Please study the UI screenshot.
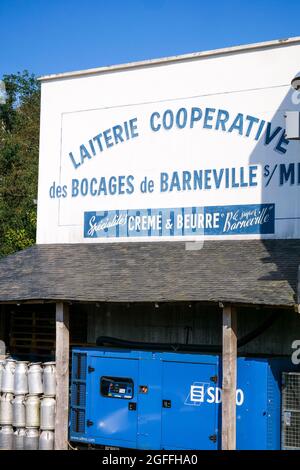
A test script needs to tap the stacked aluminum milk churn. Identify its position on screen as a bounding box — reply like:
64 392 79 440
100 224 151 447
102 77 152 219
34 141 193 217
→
0 358 56 450
0 358 16 450
39 362 56 450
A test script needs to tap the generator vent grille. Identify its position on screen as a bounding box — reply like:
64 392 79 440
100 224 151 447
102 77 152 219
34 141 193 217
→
282 372 300 450
71 408 86 434
70 351 87 437
71 382 86 408
73 352 87 380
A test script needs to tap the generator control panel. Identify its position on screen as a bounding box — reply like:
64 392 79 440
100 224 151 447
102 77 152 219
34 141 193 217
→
100 376 134 399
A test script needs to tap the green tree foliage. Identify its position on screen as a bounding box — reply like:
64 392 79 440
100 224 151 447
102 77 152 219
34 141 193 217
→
0 71 40 256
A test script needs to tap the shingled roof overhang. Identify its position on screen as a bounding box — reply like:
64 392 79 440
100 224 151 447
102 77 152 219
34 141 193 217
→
0 240 298 307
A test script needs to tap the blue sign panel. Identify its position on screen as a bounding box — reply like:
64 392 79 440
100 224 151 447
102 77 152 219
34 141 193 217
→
84 203 275 239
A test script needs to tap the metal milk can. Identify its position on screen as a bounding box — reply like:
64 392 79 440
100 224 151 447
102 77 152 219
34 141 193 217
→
1 359 16 393
13 427 26 450
25 395 40 428
12 394 26 427
39 430 54 450
40 396 56 430
0 425 14 450
43 362 56 396
24 428 39 450
0 392 13 425
28 362 43 395
14 361 29 395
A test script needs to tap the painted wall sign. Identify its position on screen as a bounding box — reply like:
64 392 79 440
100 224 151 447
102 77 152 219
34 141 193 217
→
37 40 300 243
83 204 275 239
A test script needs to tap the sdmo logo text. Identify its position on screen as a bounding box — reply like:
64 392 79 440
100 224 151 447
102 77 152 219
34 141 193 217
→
186 383 245 406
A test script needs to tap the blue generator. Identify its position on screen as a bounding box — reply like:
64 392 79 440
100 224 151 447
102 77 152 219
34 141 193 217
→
70 348 295 450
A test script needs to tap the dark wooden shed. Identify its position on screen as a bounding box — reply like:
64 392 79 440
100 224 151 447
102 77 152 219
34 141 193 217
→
0 239 299 449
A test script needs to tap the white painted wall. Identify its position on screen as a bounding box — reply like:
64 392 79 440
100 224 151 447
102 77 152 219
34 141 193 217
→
37 40 300 243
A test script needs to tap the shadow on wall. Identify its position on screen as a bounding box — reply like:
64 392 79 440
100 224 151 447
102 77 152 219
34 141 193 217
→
247 75 300 302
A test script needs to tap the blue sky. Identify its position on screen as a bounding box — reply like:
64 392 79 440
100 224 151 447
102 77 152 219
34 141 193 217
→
0 0 300 78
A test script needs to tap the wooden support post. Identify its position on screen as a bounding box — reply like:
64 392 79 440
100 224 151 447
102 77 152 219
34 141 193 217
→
55 302 69 450
222 304 237 450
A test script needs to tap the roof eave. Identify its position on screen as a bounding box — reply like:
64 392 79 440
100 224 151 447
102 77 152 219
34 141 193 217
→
37 36 300 82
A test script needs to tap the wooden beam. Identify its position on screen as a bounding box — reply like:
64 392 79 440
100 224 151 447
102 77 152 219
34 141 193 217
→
55 302 70 450
222 304 237 450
